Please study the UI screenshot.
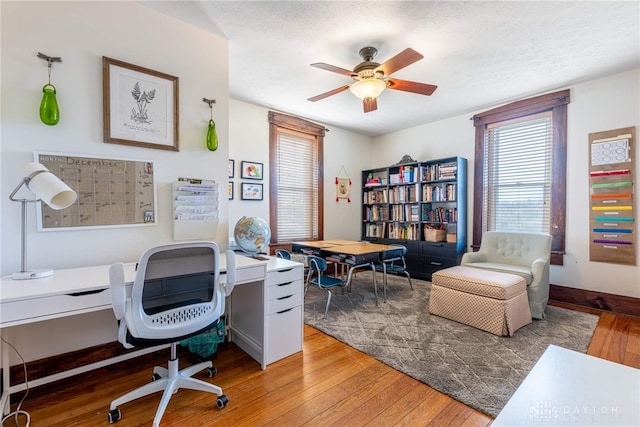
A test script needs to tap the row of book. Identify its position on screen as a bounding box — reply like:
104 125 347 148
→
363 188 388 204
421 162 458 181
390 204 420 222
422 206 458 223
364 223 386 238
363 205 389 221
389 165 418 184
422 183 457 202
389 184 419 203
388 223 420 240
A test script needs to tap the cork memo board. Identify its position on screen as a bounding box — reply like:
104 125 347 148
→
36 152 156 230
588 127 636 265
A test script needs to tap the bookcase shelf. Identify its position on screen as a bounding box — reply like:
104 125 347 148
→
362 157 467 280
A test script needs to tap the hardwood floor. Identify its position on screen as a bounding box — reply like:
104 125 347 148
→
3 306 639 427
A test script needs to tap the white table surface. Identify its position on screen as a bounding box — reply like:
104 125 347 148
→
493 344 640 426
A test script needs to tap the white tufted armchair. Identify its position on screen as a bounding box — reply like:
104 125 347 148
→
461 231 552 319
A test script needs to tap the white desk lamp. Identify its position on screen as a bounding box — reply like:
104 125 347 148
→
9 162 77 280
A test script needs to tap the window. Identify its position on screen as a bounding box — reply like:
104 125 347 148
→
472 90 569 265
268 111 325 243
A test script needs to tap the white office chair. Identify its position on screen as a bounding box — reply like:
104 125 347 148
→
107 242 237 427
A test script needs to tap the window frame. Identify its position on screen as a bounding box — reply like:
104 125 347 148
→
472 89 570 265
268 111 325 244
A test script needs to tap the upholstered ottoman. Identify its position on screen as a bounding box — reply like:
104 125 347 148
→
429 266 532 336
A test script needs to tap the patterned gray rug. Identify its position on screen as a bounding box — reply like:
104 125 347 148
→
303 271 599 417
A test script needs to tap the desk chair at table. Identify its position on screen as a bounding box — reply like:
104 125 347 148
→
375 245 412 301
306 256 347 318
107 242 237 427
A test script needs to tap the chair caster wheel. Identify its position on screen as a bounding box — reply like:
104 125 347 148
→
216 394 228 408
108 408 121 423
152 372 162 381
206 367 217 377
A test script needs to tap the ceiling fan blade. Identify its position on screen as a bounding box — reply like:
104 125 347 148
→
375 48 423 76
310 62 355 77
386 78 438 96
307 85 350 102
363 97 377 113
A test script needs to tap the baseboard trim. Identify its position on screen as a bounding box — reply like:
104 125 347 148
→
4 341 171 400
549 284 640 318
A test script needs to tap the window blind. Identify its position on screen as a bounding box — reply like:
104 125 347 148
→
275 128 318 241
483 112 552 233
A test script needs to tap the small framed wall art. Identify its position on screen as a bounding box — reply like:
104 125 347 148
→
103 57 179 151
241 183 263 200
241 161 263 180
228 159 235 178
228 182 234 200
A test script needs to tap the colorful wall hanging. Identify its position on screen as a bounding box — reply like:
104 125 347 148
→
336 165 352 202
588 126 636 265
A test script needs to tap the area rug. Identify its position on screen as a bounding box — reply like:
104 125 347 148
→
303 272 600 417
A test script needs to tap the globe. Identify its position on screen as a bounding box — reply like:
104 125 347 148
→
233 216 271 255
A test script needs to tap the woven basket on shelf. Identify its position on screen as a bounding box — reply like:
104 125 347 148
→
424 228 446 242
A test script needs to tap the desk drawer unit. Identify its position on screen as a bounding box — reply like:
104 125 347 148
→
1 288 111 327
265 266 303 365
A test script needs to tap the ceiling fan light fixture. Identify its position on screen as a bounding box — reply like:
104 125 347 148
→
349 78 386 100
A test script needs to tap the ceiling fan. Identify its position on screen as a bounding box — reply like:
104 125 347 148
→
307 46 437 113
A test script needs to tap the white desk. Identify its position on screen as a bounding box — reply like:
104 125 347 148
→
0 254 303 414
493 344 640 426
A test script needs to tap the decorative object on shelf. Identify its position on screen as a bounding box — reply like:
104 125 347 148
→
335 165 352 202
241 182 263 200
395 154 416 165
103 57 179 151
202 97 218 151
233 216 271 255
228 159 234 178
9 162 77 280
37 52 62 126
241 161 263 180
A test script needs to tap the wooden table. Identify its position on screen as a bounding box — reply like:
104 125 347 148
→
319 242 401 304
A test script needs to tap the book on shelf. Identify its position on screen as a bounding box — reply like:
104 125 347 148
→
438 162 457 180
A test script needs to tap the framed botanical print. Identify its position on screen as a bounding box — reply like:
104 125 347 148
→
103 57 179 151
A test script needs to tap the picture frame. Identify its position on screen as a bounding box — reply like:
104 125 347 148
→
241 183 263 200
103 57 179 151
228 182 234 200
228 159 235 178
241 161 263 180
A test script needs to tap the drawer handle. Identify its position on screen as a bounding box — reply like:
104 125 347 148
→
277 295 293 301
430 262 443 266
277 281 293 287
277 268 294 273
277 307 294 314
67 289 108 297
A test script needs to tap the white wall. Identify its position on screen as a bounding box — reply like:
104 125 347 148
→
1 1 229 361
228 99 372 243
372 69 640 299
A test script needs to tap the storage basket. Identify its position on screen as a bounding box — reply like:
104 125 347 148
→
424 228 446 242
446 234 457 243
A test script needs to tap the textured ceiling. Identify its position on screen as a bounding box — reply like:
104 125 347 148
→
141 1 640 137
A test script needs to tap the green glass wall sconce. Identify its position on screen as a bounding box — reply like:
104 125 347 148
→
37 52 62 126
203 97 218 151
